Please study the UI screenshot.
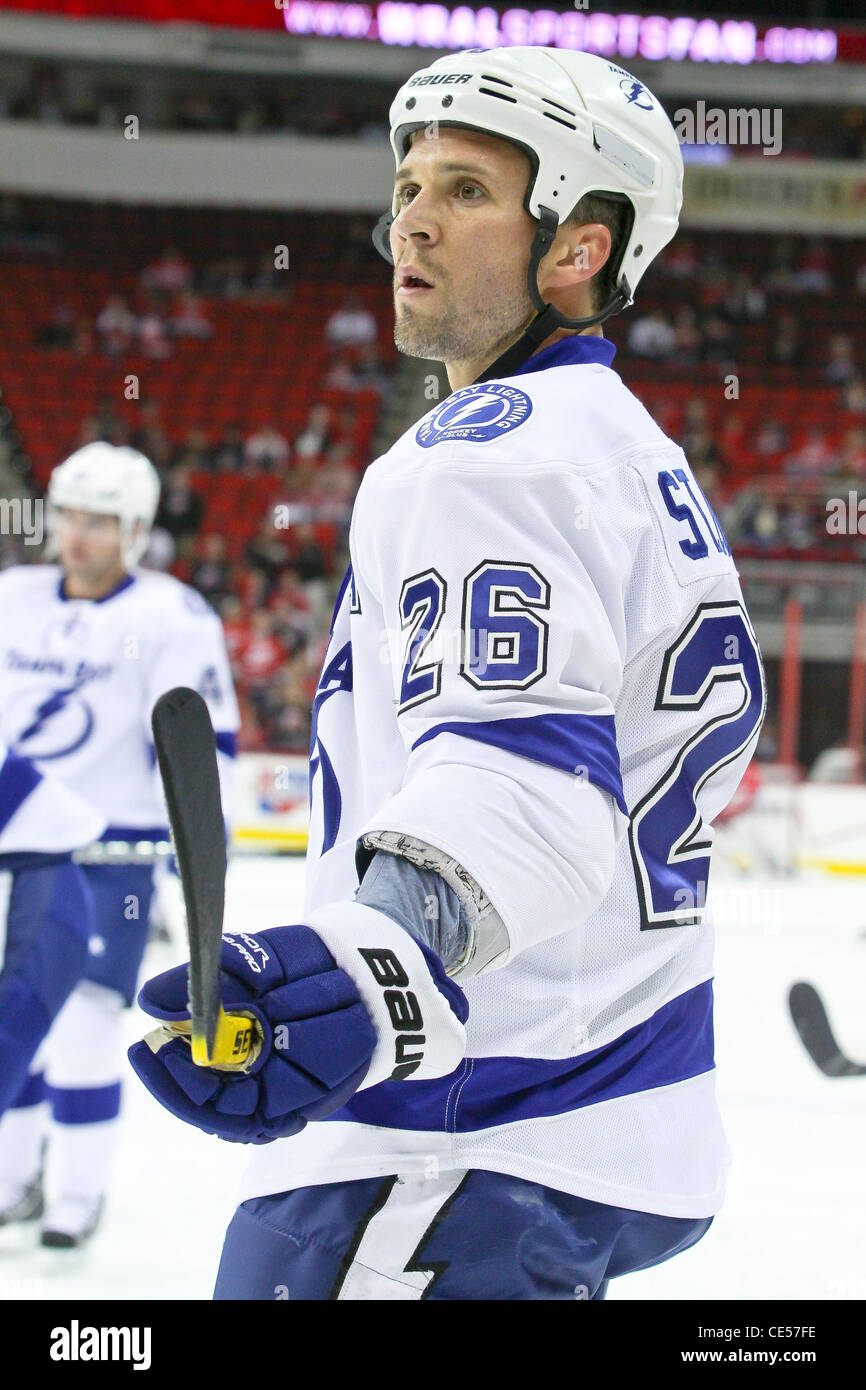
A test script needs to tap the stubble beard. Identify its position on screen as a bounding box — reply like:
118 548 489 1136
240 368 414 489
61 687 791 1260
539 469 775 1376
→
393 274 535 366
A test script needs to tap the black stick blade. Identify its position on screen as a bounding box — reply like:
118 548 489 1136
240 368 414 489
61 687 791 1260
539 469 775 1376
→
152 687 226 1061
788 982 866 1078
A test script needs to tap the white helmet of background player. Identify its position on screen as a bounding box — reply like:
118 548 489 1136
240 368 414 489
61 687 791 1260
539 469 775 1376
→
47 442 161 568
373 46 684 372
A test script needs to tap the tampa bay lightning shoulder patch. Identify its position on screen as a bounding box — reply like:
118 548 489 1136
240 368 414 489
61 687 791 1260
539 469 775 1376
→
416 383 532 448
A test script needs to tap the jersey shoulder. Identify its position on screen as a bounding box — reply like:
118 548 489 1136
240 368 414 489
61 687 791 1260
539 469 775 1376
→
0 563 62 601
130 570 221 629
374 360 675 485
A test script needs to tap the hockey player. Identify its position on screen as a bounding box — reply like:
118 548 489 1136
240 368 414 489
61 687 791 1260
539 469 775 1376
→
130 49 766 1299
0 741 105 1234
0 443 239 1248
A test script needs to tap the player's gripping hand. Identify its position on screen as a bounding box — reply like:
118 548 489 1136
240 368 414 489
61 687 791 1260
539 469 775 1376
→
127 901 468 1144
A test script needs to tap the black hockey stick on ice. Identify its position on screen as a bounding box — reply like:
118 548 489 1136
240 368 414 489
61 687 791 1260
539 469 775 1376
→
788 982 866 1078
151 687 260 1071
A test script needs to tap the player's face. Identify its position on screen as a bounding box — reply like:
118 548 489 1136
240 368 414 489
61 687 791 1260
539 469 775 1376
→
390 128 537 383
56 507 125 587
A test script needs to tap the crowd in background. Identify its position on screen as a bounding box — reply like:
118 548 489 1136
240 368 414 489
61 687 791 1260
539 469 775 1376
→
3 59 866 160
2 212 865 751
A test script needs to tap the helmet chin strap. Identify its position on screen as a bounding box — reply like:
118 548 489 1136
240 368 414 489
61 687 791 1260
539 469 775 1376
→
372 203 631 388
475 206 630 383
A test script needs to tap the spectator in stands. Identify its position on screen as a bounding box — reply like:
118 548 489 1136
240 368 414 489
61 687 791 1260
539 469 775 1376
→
824 333 858 386
131 400 171 470
171 292 213 341
325 291 377 350
268 572 313 658
260 664 313 754
324 353 361 391
190 533 231 606
83 397 124 444
840 427 866 479
138 311 172 360
211 423 245 473
626 309 676 359
289 521 328 584
721 273 766 322
96 294 136 357
679 399 711 456
200 256 247 300
141 246 193 301
343 215 380 270
792 238 833 294
763 239 797 293
701 314 736 373
752 418 789 460
245 423 290 474
770 313 804 369
783 427 835 478
172 427 210 471
237 611 289 719
246 516 289 589
155 465 204 555
738 494 782 551
294 404 334 460
695 249 728 313
718 414 748 472
661 235 699 279
35 303 76 349
249 252 291 303
352 344 389 396
219 596 251 676
141 525 175 572
237 566 269 613
843 377 866 415
780 498 818 551
671 307 701 367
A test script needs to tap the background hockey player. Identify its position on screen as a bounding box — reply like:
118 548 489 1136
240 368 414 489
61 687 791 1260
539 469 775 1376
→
0 742 104 1228
130 48 766 1300
0 443 239 1249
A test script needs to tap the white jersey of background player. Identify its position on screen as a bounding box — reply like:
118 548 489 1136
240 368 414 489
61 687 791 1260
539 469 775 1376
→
0 443 239 1248
134 48 766 1300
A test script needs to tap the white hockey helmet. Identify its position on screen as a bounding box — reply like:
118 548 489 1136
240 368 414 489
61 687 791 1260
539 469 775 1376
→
47 442 161 567
374 46 684 372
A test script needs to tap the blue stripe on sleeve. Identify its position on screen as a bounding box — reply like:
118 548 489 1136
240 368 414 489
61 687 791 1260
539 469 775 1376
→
412 712 628 817
329 979 715 1134
47 1081 122 1125
215 731 237 759
0 749 43 835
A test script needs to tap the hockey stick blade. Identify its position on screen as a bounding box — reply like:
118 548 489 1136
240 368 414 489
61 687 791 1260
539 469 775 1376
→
151 687 258 1070
788 982 866 1078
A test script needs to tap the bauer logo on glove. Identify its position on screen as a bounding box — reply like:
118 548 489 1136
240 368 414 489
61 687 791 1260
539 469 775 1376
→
127 904 468 1145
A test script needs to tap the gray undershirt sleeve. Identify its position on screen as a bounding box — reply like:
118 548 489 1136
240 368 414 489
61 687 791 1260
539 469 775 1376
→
355 849 470 973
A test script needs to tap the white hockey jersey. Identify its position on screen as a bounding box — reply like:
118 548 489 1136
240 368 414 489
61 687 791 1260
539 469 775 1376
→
0 567 239 836
241 334 766 1218
0 739 105 858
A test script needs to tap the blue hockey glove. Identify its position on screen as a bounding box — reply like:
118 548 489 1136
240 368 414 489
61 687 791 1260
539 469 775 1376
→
128 902 468 1144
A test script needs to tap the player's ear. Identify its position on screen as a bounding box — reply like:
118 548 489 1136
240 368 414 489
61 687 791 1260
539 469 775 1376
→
539 222 612 293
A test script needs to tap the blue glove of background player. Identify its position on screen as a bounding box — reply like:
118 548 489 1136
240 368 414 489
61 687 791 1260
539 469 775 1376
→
128 902 468 1144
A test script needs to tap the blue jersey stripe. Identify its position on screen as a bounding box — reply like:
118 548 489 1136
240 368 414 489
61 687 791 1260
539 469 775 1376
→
330 979 714 1134
0 749 43 836
46 1081 122 1125
412 712 628 817
99 825 168 843
215 730 237 759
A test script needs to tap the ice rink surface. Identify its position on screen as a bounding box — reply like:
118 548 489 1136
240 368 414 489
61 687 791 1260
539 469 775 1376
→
2 855 864 1302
